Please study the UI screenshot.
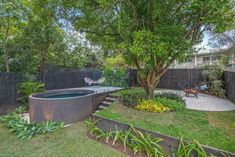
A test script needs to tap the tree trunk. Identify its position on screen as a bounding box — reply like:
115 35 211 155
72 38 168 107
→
3 44 9 72
138 68 167 99
145 85 156 99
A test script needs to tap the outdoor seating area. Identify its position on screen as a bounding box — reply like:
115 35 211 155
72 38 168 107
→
155 89 235 111
1 1 235 157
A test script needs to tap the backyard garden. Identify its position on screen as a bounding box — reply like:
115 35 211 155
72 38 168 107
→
1 0 235 157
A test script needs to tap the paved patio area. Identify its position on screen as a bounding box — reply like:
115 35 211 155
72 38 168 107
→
155 89 235 111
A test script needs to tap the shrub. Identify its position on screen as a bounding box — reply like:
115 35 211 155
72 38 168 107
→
19 82 44 106
135 99 170 113
202 65 225 97
119 90 147 107
154 97 185 111
154 92 185 104
0 107 63 139
103 67 129 87
135 97 185 113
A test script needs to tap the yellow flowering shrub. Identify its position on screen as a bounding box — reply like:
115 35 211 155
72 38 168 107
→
135 99 170 113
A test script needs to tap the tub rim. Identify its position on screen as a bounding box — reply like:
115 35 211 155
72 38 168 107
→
29 89 95 100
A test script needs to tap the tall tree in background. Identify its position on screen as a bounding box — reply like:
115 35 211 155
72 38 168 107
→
22 0 65 80
0 0 28 72
67 0 235 98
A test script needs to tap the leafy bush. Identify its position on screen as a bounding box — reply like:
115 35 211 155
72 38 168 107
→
154 97 185 111
103 67 129 87
119 90 147 107
135 99 170 113
202 65 225 97
135 97 185 113
154 92 185 104
19 82 44 105
0 108 63 139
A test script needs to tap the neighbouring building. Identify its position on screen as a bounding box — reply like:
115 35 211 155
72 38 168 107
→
171 45 235 69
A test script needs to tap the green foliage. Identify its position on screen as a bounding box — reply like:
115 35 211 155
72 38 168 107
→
135 99 171 113
202 65 225 97
119 90 185 111
104 55 127 68
103 67 129 87
19 82 44 105
96 98 235 153
154 97 185 111
177 138 210 157
219 55 230 66
154 92 185 105
136 97 185 113
119 90 147 107
69 0 235 98
0 108 64 139
85 118 165 157
86 118 226 157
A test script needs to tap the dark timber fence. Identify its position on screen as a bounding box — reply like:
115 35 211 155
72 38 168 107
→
130 69 203 89
0 67 235 113
224 70 235 103
0 72 22 114
130 68 235 103
43 64 102 90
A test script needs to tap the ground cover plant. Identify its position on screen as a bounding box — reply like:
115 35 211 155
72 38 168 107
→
96 88 235 153
119 88 185 112
154 92 185 104
19 82 45 106
136 97 185 113
0 121 126 157
0 108 63 139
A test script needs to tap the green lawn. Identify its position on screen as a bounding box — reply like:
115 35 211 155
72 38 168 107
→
96 98 235 153
0 122 126 157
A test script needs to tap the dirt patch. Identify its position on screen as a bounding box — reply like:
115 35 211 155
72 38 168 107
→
0 105 19 115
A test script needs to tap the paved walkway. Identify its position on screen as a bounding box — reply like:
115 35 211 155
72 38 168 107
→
155 89 235 111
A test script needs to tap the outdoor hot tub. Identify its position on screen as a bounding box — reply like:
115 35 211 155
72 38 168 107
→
29 89 95 124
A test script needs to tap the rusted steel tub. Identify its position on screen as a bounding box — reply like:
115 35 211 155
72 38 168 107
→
29 89 95 124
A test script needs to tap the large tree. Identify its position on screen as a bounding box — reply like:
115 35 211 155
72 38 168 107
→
0 0 28 72
66 0 235 98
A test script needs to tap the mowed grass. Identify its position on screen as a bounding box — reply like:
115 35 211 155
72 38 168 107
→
96 99 235 153
0 122 127 157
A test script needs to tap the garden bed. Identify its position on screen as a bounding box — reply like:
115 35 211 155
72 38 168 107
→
95 90 235 153
91 114 235 157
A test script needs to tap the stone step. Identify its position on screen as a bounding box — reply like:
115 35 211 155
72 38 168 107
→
106 97 117 101
102 101 112 106
99 105 108 109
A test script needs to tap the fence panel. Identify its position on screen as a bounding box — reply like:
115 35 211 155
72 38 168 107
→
0 72 22 114
43 65 102 90
224 70 235 103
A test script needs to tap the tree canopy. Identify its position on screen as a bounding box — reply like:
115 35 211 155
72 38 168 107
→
0 0 234 96
64 0 235 97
